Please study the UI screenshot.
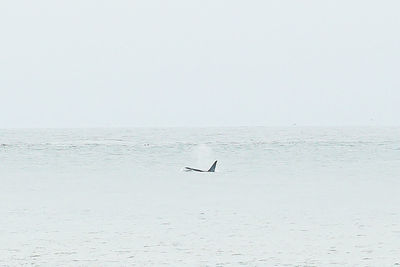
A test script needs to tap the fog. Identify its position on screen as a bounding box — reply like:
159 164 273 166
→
1 1 399 127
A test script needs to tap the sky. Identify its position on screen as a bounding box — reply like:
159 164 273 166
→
1 0 399 127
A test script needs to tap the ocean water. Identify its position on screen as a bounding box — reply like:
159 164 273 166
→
1 127 399 266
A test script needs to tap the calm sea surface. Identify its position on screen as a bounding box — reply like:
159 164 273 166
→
1 127 399 266
1 127 399 175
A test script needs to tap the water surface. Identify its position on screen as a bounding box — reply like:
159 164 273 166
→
1 127 399 266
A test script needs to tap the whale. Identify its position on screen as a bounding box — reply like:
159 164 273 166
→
184 160 217 172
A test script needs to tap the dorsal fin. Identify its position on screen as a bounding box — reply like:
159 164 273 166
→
208 160 217 172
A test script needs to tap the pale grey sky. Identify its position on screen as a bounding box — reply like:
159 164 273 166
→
1 1 399 127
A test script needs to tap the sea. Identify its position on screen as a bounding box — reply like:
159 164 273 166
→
1 127 399 266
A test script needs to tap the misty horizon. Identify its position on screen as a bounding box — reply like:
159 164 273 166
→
1 1 399 127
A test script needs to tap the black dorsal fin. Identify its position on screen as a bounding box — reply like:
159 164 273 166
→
208 160 217 172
